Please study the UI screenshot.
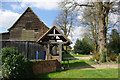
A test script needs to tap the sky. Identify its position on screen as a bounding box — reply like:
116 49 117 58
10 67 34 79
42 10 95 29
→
0 0 61 32
0 0 119 47
0 0 90 47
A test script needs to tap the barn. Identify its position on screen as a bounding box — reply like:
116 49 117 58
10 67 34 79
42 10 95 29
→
0 7 72 63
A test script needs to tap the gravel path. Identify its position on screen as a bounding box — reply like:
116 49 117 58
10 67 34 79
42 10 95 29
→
69 64 119 70
64 56 119 70
63 55 92 60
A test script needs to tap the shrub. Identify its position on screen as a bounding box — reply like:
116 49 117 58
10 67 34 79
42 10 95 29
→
99 50 110 63
89 58 94 62
92 53 100 61
108 52 116 61
1 47 18 63
74 39 93 54
1 47 34 80
118 56 120 63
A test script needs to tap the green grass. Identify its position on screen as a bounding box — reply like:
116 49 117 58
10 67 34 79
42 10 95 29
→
36 68 118 78
62 59 118 68
62 60 93 67
63 54 89 58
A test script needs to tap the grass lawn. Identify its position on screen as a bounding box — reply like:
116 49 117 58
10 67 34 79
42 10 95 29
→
63 54 89 58
62 59 118 68
62 60 94 68
36 68 118 78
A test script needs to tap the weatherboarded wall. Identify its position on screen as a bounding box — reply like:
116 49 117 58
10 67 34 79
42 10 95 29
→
0 41 45 59
9 7 49 41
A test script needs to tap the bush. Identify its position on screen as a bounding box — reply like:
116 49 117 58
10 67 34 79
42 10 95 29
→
74 39 93 54
108 52 116 61
118 56 120 63
1 47 34 80
89 58 94 62
92 53 100 61
1 47 18 63
99 50 111 63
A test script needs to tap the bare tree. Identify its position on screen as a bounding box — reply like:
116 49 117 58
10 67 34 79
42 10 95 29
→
79 7 99 54
64 0 119 55
54 0 77 37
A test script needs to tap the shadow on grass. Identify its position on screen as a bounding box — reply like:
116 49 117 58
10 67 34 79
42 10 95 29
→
62 61 95 70
62 54 74 58
35 61 95 79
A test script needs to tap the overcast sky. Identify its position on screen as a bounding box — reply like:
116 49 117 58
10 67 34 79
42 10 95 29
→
0 0 119 47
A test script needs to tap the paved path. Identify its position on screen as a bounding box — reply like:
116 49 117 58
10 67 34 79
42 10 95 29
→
63 55 92 60
69 64 119 70
64 55 119 70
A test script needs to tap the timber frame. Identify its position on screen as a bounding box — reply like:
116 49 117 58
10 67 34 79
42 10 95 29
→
36 25 72 64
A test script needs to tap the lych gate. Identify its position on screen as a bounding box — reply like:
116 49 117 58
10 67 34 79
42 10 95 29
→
36 25 72 64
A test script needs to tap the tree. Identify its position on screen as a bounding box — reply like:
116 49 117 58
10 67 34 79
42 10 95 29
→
64 0 119 55
54 0 77 37
79 7 99 54
54 0 77 53
74 37 93 54
107 29 120 54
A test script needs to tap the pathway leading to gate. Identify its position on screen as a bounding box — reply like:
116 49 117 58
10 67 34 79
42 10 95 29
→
64 55 119 70
69 64 119 70
63 55 92 60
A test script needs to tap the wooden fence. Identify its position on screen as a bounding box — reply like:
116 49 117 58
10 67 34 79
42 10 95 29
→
0 41 45 59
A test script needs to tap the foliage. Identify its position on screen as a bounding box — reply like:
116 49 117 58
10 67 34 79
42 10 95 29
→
93 50 117 63
99 50 108 62
1 47 34 79
92 53 100 61
108 52 116 61
1 47 18 63
107 29 120 54
89 58 94 62
74 38 94 54
62 54 89 58
118 56 120 63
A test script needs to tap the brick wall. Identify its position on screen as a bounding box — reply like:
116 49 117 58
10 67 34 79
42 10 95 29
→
33 59 60 75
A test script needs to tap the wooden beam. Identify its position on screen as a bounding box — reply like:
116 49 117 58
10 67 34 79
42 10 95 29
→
41 41 68 44
50 38 61 40
59 43 62 64
47 43 50 60
54 28 55 37
47 34 62 36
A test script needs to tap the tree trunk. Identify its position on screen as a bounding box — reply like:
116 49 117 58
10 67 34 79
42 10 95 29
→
94 40 98 54
95 2 107 54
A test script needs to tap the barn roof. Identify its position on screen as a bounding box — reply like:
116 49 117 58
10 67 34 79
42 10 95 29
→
36 25 72 45
8 7 49 31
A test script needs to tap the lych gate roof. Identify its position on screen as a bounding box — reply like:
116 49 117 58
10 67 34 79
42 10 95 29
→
36 25 72 45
